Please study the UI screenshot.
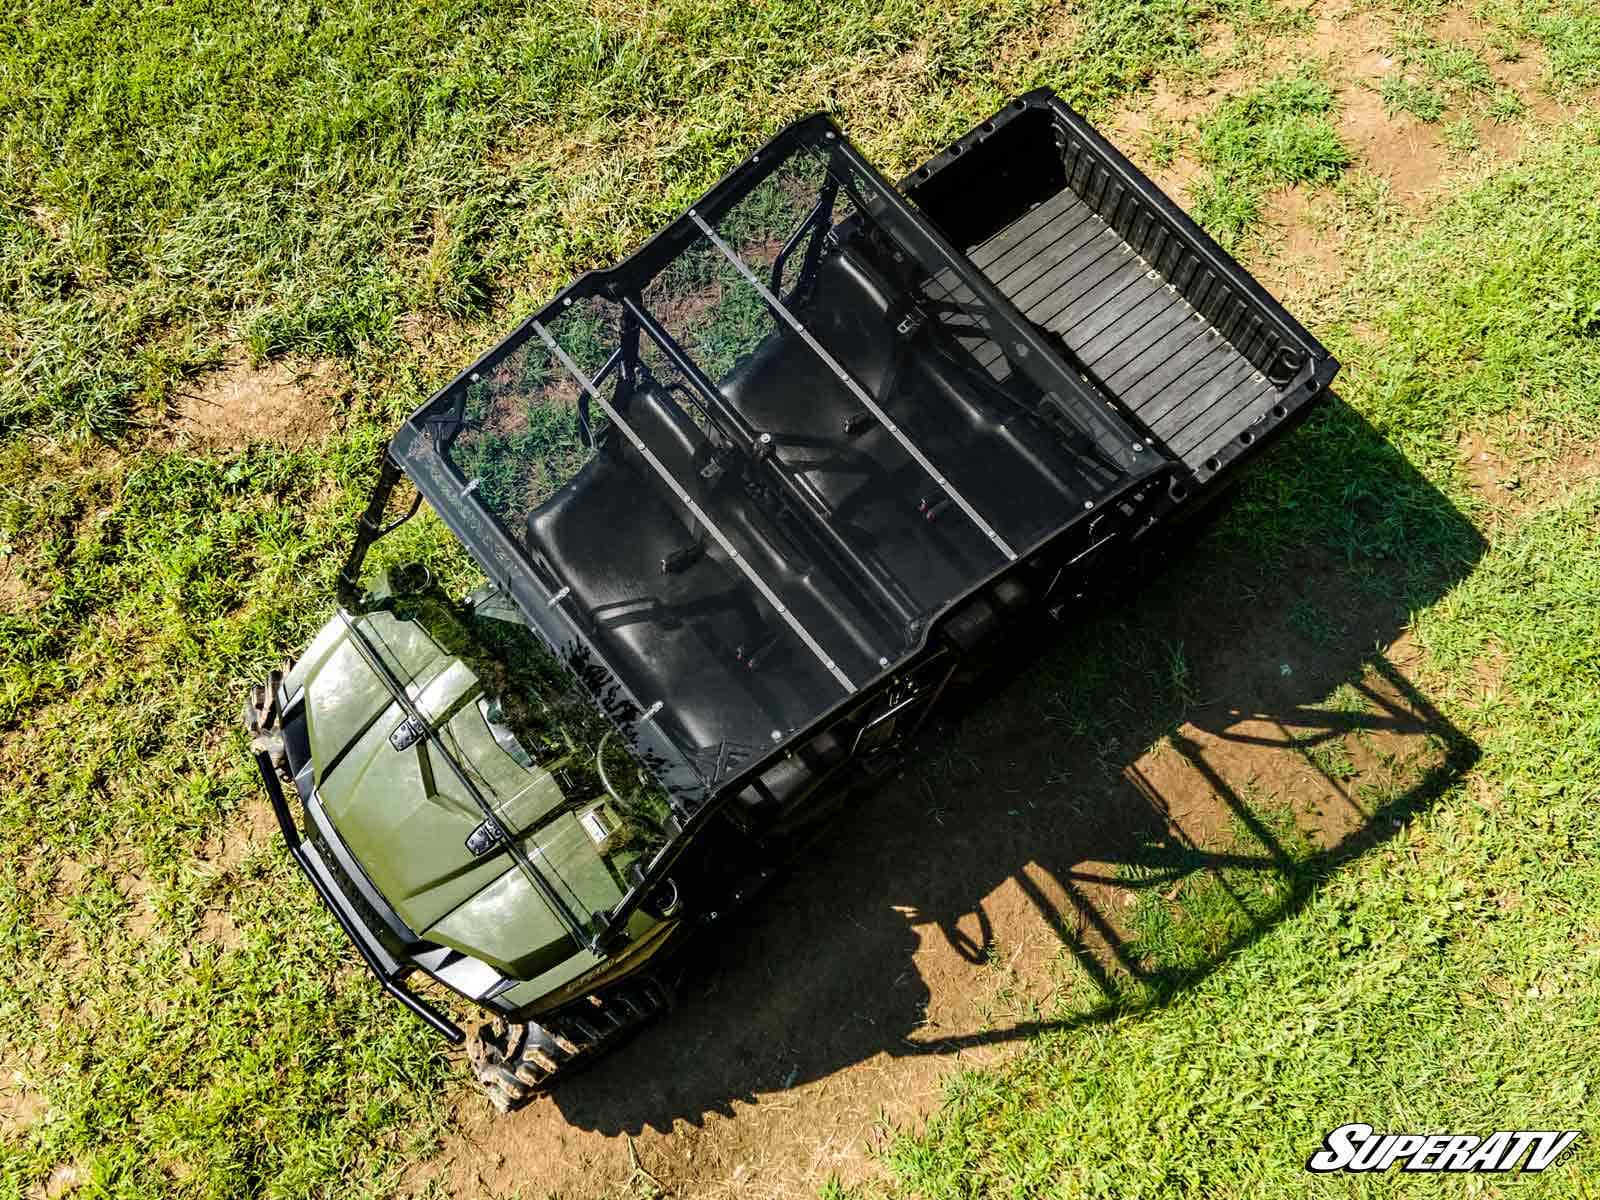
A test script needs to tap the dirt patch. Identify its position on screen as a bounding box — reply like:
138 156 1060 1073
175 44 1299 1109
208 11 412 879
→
1332 24 1576 200
33 872 86 968
0 557 44 615
1115 2 1440 296
53 855 87 888
172 354 341 451
1457 428 1600 516
1338 84 1449 208
1466 650 1508 704
1268 9 1448 222
34 1162 82 1200
0 1064 47 1134
199 797 281 872
1128 630 1453 854
1459 430 1525 505
1440 45 1579 164
1259 187 1346 294
116 869 159 941
418 860 1057 1199
199 909 243 951
125 904 160 941
1108 96 1206 202
395 312 438 354
1538 444 1600 492
1125 0 1571 272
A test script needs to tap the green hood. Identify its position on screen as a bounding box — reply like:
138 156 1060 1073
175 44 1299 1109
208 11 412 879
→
285 606 626 979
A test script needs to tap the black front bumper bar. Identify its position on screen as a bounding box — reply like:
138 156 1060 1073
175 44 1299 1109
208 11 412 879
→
253 749 466 1044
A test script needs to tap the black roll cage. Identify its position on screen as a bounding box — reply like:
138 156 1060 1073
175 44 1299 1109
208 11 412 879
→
341 108 1174 957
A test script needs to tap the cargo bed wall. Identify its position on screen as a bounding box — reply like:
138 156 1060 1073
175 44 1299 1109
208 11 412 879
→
902 93 1337 490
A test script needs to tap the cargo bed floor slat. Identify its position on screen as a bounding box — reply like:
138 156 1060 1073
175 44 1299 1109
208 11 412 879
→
966 195 1287 474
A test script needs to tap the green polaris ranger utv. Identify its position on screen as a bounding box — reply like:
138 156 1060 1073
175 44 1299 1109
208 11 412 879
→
244 90 1337 1112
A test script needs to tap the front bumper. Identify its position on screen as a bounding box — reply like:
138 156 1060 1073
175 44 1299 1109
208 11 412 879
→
245 676 467 1043
248 745 467 1043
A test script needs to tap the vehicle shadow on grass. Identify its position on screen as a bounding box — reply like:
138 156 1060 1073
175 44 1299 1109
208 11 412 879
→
542 396 1485 1136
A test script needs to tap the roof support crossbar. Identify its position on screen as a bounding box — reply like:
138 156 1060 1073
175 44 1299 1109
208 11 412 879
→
531 321 858 694
688 210 1019 562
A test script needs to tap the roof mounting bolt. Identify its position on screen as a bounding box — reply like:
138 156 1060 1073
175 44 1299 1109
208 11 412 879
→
878 656 890 668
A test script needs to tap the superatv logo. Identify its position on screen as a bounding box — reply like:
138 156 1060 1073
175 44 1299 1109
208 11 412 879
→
1307 1124 1581 1173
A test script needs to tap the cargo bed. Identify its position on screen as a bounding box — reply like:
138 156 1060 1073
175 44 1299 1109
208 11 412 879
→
903 91 1338 491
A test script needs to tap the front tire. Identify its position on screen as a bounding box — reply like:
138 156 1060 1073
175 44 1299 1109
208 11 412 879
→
467 1018 556 1114
466 978 675 1113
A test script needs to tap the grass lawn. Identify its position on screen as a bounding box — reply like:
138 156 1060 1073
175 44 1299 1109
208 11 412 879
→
1 0 1598 1196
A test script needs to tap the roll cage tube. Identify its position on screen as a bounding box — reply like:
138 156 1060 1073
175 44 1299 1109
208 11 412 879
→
768 174 839 306
339 451 419 610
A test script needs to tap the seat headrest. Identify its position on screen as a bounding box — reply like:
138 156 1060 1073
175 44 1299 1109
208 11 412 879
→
619 384 712 478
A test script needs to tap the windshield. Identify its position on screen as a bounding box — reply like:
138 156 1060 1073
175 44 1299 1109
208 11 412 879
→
351 502 675 943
